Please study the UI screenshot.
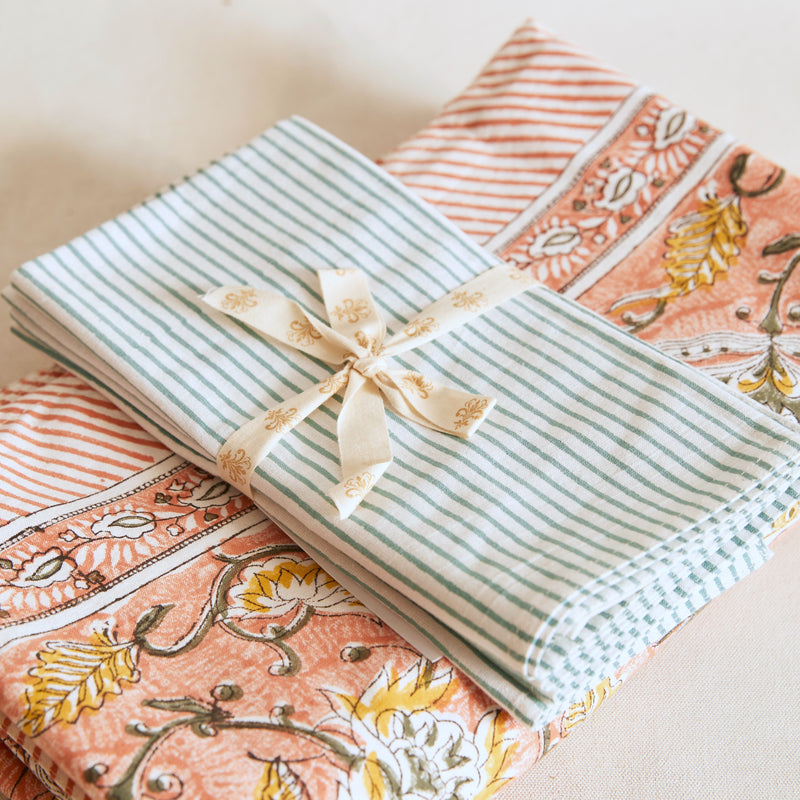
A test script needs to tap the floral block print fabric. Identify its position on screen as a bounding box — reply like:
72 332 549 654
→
7 115 800 727
1 17 799 800
0 370 654 800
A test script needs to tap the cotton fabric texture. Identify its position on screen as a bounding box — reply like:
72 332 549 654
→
2 18 800 800
5 113 800 730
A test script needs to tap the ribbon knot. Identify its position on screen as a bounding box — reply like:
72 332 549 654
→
203 264 538 518
350 354 387 379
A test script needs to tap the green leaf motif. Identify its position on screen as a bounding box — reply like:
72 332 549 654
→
133 604 174 639
763 234 800 256
665 110 686 140
729 152 748 185
195 481 230 503
143 696 214 715
109 515 153 529
609 173 632 203
26 555 65 582
544 230 579 248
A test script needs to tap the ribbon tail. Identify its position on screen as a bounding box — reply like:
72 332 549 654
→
382 263 539 355
376 369 496 438
329 372 393 519
217 371 347 495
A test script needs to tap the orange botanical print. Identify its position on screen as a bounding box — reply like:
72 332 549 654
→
0 462 249 621
20 624 140 736
220 287 258 314
454 398 490 430
287 317 322 347
1 471 538 798
610 188 747 331
8 547 76 589
218 447 252 485
404 316 440 337
227 554 366 619
177 474 240 509
253 758 307 800
500 95 721 291
401 371 434 399
737 345 799 405
322 661 521 800
332 298 371 324
728 232 800 420
451 290 487 312
263 407 299 433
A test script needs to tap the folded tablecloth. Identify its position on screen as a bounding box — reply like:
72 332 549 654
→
2 18 799 800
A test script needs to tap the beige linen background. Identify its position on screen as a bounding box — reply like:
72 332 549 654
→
1 2 798 798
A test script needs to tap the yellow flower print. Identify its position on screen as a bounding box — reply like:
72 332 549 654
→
559 675 621 737
254 758 306 800
610 190 747 332
325 660 522 800
735 342 800 420
228 555 364 618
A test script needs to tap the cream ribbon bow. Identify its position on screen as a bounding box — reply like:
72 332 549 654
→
203 265 538 518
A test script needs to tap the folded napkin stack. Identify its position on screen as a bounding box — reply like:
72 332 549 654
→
6 114 799 729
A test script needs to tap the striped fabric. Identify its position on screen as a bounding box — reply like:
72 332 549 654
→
379 20 636 242
0 19 634 529
0 368 169 521
6 117 800 727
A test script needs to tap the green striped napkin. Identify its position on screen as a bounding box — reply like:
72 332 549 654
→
5 117 800 726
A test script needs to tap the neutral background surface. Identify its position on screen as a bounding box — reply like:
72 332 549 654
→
1 2 799 798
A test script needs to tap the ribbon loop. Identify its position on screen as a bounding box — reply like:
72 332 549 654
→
203 265 538 518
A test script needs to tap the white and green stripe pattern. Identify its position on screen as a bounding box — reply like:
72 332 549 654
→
6 117 800 726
